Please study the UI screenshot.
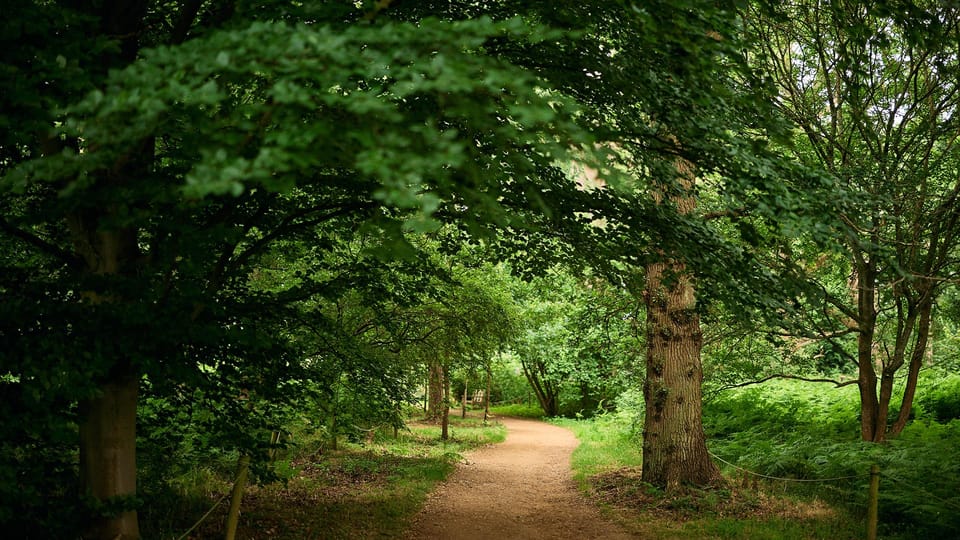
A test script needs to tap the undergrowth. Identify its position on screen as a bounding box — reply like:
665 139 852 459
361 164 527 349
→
142 412 504 539
558 409 861 539
704 376 960 539
488 402 546 418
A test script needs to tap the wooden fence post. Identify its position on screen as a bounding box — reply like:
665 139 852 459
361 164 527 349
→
867 464 880 540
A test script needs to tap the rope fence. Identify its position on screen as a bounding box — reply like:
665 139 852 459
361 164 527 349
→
709 452 960 540
175 468 249 540
175 490 231 540
708 451 868 483
880 471 960 513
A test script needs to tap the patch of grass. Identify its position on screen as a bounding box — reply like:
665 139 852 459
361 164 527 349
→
488 402 545 418
551 414 642 488
152 413 505 539
557 413 863 539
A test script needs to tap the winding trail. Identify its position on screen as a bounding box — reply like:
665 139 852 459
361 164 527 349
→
404 416 636 539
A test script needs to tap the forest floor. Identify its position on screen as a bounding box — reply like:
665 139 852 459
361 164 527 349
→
403 416 635 539
170 411 859 539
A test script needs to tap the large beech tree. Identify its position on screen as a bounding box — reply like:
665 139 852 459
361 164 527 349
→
642 154 721 488
0 3 621 537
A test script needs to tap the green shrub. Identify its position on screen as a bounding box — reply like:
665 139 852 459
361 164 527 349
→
915 373 960 422
705 381 960 539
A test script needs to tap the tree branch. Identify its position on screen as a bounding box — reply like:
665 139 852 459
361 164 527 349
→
170 0 204 45
0 217 79 267
714 373 857 394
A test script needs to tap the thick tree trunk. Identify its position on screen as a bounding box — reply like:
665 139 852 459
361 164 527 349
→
641 146 719 490
69 217 143 538
641 260 720 489
79 367 140 540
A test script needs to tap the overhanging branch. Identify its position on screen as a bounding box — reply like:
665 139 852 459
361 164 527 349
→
712 373 857 395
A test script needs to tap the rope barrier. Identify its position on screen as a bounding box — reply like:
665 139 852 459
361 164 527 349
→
708 451 869 483
176 467 249 540
175 490 231 540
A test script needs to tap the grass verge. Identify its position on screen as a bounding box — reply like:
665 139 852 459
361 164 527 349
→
556 414 863 539
152 413 505 539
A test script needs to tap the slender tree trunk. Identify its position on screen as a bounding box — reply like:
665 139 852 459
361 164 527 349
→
484 363 492 422
441 364 450 441
329 379 342 451
461 376 468 419
890 297 933 436
428 359 444 422
641 148 720 490
520 359 559 416
423 372 429 414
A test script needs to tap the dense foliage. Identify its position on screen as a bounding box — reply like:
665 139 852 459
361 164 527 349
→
2 0 959 538
705 376 960 539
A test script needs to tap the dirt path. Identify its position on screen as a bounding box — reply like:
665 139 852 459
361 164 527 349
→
403 416 636 539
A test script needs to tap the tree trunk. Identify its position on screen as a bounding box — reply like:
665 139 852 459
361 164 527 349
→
423 372 429 414
854 258 882 442
890 297 933 436
69 215 143 538
461 377 468 419
441 364 450 441
484 363 492 422
427 359 444 422
641 260 720 489
79 367 140 539
520 359 559 416
641 145 719 490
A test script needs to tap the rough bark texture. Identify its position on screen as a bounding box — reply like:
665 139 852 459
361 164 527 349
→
642 261 720 489
641 151 719 489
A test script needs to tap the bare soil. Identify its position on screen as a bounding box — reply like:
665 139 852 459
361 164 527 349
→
403 416 636 539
